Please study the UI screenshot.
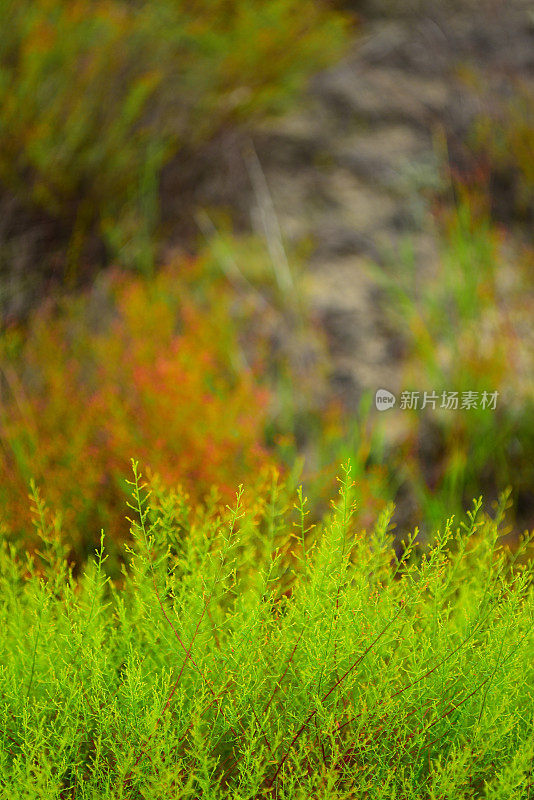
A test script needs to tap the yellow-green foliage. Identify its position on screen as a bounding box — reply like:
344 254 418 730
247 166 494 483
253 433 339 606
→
0 256 278 562
0 0 348 265
0 464 532 798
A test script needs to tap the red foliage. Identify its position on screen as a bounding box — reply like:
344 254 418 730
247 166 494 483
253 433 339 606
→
0 259 278 560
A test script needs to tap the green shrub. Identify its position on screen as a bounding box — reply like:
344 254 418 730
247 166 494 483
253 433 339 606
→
0 462 532 798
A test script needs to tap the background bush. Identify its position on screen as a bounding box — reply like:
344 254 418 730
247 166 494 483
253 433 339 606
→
372 199 534 535
460 75 534 226
0 257 277 563
0 0 348 275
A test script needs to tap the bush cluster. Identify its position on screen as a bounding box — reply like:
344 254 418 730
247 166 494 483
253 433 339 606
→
0 463 532 798
0 0 348 271
0 257 276 562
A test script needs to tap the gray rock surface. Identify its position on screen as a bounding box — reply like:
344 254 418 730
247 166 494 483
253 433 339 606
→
241 0 534 410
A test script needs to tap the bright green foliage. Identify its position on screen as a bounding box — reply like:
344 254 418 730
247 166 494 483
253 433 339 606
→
0 0 348 270
0 462 532 798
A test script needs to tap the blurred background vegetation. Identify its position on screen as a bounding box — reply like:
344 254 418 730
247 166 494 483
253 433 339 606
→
0 0 532 570
0 0 348 304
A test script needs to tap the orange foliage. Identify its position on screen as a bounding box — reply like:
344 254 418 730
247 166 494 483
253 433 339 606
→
0 258 278 560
